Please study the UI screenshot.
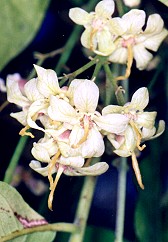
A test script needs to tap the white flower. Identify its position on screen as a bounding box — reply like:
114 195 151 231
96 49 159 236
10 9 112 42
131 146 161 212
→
103 87 165 188
48 79 129 158
69 0 124 56
123 0 141 7
0 78 7 92
108 9 168 78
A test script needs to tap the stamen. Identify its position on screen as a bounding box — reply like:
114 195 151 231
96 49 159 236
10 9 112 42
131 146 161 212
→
131 152 144 189
48 151 61 188
72 116 90 148
115 44 133 81
19 125 34 138
48 165 64 211
130 121 146 151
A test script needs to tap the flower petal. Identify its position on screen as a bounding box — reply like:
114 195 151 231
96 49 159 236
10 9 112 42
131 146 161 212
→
108 47 128 64
136 111 157 129
64 162 109 176
102 105 123 115
29 160 56 177
73 79 99 113
48 95 77 124
59 155 84 168
82 128 105 157
130 87 149 110
34 65 60 98
69 8 90 26
6 76 29 107
143 120 165 141
133 44 153 70
94 114 129 134
95 0 115 17
122 9 146 34
24 78 43 102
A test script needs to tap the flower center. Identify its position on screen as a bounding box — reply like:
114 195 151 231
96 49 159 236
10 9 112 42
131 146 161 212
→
122 37 136 48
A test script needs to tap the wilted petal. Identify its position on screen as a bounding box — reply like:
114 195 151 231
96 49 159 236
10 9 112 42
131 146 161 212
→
69 8 90 26
34 65 60 98
130 87 149 110
94 114 128 134
143 120 165 141
95 0 115 17
74 79 99 113
58 141 82 157
141 127 156 140
32 144 51 163
82 128 105 157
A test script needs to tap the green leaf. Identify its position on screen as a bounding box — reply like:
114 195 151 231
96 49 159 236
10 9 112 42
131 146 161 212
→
0 182 56 242
0 0 50 71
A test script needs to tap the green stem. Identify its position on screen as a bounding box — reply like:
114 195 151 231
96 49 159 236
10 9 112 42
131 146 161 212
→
115 0 126 16
3 136 29 184
103 64 125 105
69 176 97 242
1 223 79 242
59 56 99 86
115 157 128 242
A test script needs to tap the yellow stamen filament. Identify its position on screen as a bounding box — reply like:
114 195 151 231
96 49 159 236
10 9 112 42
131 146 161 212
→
19 125 34 138
48 151 61 188
115 45 133 81
72 118 90 148
130 121 146 151
48 165 64 211
132 152 144 189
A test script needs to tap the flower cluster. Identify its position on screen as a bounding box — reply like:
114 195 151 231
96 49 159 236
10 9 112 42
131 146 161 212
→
6 65 165 209
69 0 167 78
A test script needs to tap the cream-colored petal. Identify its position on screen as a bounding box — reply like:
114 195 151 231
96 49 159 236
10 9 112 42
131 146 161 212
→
130 87 149 110
94 114 128 134
136 111 157 129
133 44 153 70
96 30 116 55
95 0 115 17
69 125 85 147
69 8 90 26
144 14 164 35
122 9 145 34
34 65 60 98
6 76 29 107
143 120 165 141
10 111 27 126
59 155 84 168
141 127 156 140
64 162 109 176
24 78 43 102
81 28 93 49
48 95 77 124
108 47 128 64
27 99 48 131
29 160 56 177
74 79 99 113
102 105 123 115
82 128 105 157
143 28 168 52
58 141 82 157
113 149 131 157
31 143 51 163
68 79 84 104
107 133 125 149
125 126 137 151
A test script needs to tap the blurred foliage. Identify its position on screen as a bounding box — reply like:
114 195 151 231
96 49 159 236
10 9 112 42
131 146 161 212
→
0 0 50 71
